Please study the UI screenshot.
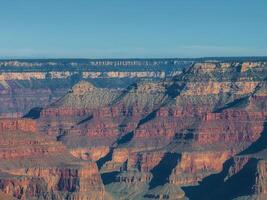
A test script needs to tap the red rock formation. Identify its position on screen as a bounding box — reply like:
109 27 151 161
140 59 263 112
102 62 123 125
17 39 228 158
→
70 147 110 161
0 118 105 200
170 151 232 186
7 61 265 199
0 118 37 133
196 110 265 146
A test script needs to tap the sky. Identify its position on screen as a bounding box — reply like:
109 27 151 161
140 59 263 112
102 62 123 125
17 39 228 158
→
0 0 266 58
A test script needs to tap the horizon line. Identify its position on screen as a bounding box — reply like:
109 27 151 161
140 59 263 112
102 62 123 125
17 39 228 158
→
1 56 267 61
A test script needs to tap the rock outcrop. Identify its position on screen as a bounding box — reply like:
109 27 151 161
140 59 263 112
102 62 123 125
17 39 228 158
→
1 59 267 199
0 118 105 200
0 58 192 117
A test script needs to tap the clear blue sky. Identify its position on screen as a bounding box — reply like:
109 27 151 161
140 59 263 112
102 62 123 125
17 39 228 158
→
0 0 266 58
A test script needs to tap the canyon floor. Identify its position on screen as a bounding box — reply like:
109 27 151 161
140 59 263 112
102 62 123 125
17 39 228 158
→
0 59 266 200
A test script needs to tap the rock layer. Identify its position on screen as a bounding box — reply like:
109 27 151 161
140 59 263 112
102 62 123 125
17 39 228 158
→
0 118 105 200
0 59 267 200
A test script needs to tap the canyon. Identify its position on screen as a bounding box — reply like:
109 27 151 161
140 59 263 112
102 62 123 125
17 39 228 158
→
0 58 266 200
0 59 192 118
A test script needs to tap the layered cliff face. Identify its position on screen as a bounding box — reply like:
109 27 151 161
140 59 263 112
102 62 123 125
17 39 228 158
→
182 149 267 200
1 59 267 200
37 80 171 166
0 118 105 200
0 79 69 118
0 59 191 118
30 61 267 199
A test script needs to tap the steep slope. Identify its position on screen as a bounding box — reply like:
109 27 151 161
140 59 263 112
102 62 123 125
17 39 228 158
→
52 80 122 109
0 58 192 117
38 80 169 159
99 61 267 199
0 118 105 200
30 60 267 199
183 77 267 200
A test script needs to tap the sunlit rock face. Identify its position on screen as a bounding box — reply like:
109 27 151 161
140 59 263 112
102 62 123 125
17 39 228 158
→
0 59 267 199
0 118 105 200
0 59 191 118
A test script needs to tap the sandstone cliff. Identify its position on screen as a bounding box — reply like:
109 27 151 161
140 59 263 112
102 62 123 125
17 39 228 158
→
1 59 267 200
0 118 105 200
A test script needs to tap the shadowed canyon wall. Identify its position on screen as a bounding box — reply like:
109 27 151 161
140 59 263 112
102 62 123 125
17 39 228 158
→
0 58 266 199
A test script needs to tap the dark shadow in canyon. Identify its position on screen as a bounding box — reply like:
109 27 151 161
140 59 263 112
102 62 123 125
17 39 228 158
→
101 171 120 185
166 81 186 99
149 152 181 189
76 115 93 125
96 148 114 170
117 131 134 145
174 129 195 141
239 120 267 155
137 109 159 128
213 95 249 113
23 107 43 119
183 158 258 200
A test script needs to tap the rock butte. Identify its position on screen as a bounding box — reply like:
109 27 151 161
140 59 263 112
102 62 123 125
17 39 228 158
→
0 59 266 199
